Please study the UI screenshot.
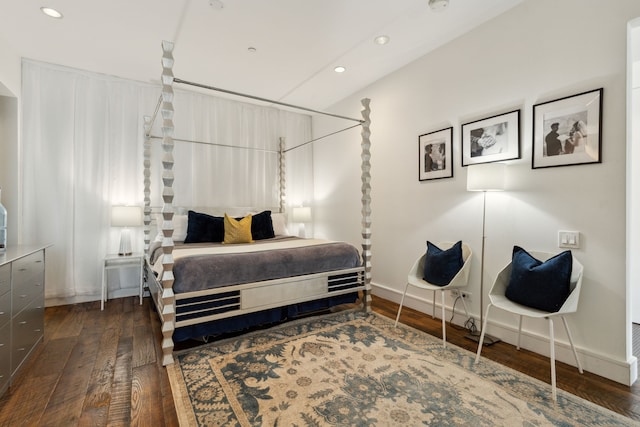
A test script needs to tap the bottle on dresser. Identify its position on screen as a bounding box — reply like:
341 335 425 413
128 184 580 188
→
0 187 6 252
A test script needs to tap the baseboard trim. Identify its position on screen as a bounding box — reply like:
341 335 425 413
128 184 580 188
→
46 288 140 307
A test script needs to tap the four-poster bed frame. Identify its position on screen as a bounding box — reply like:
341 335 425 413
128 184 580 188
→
144 41 372 366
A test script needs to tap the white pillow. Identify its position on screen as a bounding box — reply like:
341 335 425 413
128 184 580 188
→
154 214 188 242
271 212 289 236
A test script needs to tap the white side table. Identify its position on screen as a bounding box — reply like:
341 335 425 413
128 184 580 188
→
102 252 143 310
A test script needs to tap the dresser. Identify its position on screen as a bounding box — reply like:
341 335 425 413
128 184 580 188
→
0 245 48 396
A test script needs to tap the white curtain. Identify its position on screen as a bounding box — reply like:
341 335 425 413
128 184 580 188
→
21 60 312 302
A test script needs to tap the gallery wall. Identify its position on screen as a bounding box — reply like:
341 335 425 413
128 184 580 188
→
312 0 640 385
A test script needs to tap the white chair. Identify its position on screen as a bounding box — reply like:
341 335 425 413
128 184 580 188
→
394 242 472 348
474 251 584 402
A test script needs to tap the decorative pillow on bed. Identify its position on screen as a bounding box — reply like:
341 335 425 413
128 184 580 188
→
223 213 254 244
154 214 188 242
505 246 572 312
271 212 289 236
423 241 464 287
244 210 275 240
184 210 225 243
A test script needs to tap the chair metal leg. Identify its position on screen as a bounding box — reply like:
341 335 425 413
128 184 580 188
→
394 283 410 327
432 290 436 319
441 291 446 348
561 316 584 373
548 318 557 402
517 315 523 350
475 303 493 363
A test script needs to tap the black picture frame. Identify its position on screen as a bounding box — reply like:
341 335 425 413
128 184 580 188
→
419 127 453 181
461 109 520 166
532 88 603 169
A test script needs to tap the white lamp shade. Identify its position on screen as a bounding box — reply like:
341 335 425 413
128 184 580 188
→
292 207 312 223
111 206 142 227
467 163 506 192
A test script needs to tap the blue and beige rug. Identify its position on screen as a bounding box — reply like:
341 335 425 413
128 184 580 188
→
167 311 638 426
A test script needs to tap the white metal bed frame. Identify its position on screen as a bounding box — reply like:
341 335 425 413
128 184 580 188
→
143 41 372 366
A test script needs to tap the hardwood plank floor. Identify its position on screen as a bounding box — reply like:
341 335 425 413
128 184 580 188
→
0 294 637 426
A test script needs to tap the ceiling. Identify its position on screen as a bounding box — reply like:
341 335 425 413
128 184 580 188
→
0 0 523 110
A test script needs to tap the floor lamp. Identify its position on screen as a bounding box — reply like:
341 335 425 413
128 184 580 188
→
465 163 505 345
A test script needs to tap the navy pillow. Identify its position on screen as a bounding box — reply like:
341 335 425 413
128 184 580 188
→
505 246 572 312
423 241 464 286
184 210 225 243
245 210 275 241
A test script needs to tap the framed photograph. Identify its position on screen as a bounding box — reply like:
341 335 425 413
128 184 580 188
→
532 88 603 169
461 109 520 166
419 127 453 181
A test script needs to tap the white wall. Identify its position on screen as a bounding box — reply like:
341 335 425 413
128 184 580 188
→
0 35 21 247
313 0 640 385
629 22 640 329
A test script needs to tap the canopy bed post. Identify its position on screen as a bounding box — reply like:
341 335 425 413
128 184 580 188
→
361 98 372 313
279 137 286 214
143 116 152 257
160 40 176 365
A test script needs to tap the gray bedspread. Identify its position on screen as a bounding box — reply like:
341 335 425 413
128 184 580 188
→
151 237 361 294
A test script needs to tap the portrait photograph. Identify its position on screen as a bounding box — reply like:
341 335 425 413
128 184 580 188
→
419 127 453 181
461 109 520 166
532 88 603 169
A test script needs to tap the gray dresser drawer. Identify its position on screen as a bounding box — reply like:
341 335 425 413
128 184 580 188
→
11 301 44 376
12 251 44 281
0 265 9 296
0 292 10 329
0 322 10 394
12 251 44 315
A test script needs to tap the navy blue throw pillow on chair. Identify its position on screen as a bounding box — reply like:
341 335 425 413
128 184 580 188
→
505 246 572 312
423 241 464 287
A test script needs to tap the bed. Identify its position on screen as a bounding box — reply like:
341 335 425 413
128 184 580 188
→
144 41 372 365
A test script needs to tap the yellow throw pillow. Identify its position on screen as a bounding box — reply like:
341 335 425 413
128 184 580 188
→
223 213 254 244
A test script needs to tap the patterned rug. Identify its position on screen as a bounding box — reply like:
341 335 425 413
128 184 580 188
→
167 311 638 426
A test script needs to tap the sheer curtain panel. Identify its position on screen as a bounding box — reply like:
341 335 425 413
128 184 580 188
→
21 60 312 302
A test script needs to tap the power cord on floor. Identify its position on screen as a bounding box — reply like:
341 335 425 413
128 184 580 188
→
450 295 477 334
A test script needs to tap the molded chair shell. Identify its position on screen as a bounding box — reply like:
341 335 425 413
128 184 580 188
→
474 251 584 402
395 242 472 348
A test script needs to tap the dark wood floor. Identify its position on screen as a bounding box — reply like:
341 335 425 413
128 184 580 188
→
0 294 639 426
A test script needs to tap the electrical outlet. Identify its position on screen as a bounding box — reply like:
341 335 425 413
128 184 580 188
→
451 290 472 301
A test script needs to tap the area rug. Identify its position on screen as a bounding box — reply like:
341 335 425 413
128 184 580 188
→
167 311 638 426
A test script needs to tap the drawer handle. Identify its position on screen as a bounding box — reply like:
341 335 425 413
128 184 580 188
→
19 295 27 299
35 283 42 287
19 321 27 325
17 348 25 352
0 312 4 315
0 343 4 347
34 329 42 332
18 268 27 272
35 260 42 263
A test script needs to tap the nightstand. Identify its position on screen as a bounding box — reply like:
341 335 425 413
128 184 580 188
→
101 252 143 310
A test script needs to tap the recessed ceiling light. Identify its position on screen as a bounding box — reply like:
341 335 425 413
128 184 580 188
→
247 47 257 53
428 0 449 12
209 0 224 10
40 6 63 19
374 35 390 45
334 66 346 73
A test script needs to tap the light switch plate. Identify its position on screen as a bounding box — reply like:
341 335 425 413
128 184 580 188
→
558 230 580 249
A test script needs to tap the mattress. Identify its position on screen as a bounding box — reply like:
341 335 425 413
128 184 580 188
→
151 236 362 294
